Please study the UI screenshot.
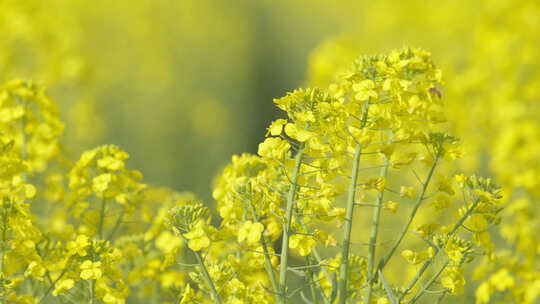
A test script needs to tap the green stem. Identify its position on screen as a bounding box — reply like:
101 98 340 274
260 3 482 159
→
364 153 390 303
339 101 370 304
106 207 125 242
377 153 440 273
306 257 320 304
35 247 68 304
37 269 68 304
151 282 158 304
399 199 481 301
89 280 94 304
400 257 433 301
97 197 107 239
261 235 281 301
248 204 280 301
298 223 332 304
409 261 449 304
179 234 222 304
338 144 363 303
435 291 448 303
193 249 222 304
447 198 481 235
278 144 305 303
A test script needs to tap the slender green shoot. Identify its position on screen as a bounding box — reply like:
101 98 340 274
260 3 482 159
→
278 144 305 303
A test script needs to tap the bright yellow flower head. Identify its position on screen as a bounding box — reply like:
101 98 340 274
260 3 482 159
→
80 260 103 280
67 235 90 257
290 234 316 257
183 221 210 252
237 221 265 244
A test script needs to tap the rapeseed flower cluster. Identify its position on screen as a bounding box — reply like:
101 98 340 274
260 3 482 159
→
2 0 539 303
0 32 516 304
0 48 507 304
167 48 503 303
0 80 190 303
306 3 540 299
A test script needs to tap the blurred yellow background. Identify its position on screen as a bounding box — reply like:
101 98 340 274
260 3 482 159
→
2 0 538 202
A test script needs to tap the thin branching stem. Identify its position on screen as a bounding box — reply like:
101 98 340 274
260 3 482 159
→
409 261 450 304
35 247 68 304
260 239 280 297
249 204 280 302
89 280 95 304
278 144 305 303
436 290 449 303
365 145 390 303
339 101 370 304
97 197 107 239
179 234 222 304
306 256 320 304
297 217 332 304
377 151 441 274
303 239 332 304
106 206 125 242
400 199 481 301
338 144 363 303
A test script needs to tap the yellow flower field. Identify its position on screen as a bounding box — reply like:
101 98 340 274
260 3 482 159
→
1 1 539 303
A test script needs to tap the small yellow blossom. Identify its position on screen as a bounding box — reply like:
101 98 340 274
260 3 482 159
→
284 123 314 142
431 194 451 211
183 222 210 251
257 137 290 159
180 284 198 304
80 260 103 280
383 201 399 213
237 221 265 244
290 234 316 256
353 79 378 101
267 119 287 136
489 269 514 291
53 279 75 296
67 235 90 257
401 247 435 265
400 186 416 199
441 267 465 294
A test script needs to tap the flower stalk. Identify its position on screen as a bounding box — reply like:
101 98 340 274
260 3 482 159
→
338 144 363 303
400 197 483 301
249 204 280 302
376 151 441 273
97 197 107 239
278 144 305 303
364 148 390 303
179 234 222 304
339 101 370 303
